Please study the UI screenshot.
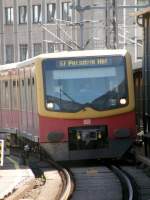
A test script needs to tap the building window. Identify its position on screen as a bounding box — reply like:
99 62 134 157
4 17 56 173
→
137 0 149 4
47 3 56 23
5 7 13 24
62 43 71 51
19 6 27 24
33 43 42 56
137 39 143 60
48 43 55 53
62 2 72 21
137 0 149 10
32 5 42 23
20 44 28 61
6 45 14 63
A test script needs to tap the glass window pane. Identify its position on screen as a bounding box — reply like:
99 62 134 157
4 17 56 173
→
33 43 42 56
5 7 13 24
6 45 14 63
47 3 56 22
43 56 128 112
33 5 41 23
48 43 54 53
19 6 27 24
62 2 72 21
20 44 28 61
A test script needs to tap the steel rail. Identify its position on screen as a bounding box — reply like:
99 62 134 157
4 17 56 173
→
60 168 73 200
111 165 133 200
46 157 74 200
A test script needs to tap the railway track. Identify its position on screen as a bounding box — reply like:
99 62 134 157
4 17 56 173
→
69 165 138 200
49 163 74 200
6 150 74 200
121 165 150 200
9 149 150 200
27 157 74 200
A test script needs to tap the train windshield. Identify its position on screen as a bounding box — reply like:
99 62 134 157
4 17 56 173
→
42 56 128 112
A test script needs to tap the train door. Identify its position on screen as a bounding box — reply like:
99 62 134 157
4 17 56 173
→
10 69 19 129
1 71 11 129
31 66 39 140
25 67 33 135
18 68 28 133
133 69 143 131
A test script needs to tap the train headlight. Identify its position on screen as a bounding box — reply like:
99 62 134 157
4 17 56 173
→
46 102 60 110
97 132 102 139
46 102 54 109
77 132 81 140
120 98 127 105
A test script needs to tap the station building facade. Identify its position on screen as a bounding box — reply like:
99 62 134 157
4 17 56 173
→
0 0 149 65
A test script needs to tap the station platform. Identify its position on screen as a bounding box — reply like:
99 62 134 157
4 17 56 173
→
0 155 35 200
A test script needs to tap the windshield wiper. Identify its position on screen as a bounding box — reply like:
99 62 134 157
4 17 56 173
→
60 88 76 103
60 88 86 111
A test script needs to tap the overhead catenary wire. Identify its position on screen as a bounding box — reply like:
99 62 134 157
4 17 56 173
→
39 23 74 50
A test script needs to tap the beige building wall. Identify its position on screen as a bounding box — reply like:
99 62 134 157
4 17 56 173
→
0 0 147 65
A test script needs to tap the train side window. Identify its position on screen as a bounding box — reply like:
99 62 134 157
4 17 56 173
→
26 77 32 111
28 78 30 86
21 79 26 110
32 77 35 109
5 81 8 108
31 75 37 128
1 81 6 108
5 81 8 87
16 79 19 109
32 77 34 85
12 80 17 109
13 80 16 87
5 80 10 108
17 80 19 87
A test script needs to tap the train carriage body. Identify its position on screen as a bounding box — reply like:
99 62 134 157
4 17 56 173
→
0 49 136 160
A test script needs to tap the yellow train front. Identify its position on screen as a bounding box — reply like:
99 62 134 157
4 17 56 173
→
36 49 136 160
0 49 136 161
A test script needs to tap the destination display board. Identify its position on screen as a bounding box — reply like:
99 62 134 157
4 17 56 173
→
58 57 108 67
43 56 123 70
0 140 4 166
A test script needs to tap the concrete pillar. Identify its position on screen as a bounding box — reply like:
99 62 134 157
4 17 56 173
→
42 0 46 53
13 0 18 62
56 0 61 51
0 0 4 64
27 0 32 58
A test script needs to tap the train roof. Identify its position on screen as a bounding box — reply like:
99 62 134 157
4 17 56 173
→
0 49 128 71
38 49 128 59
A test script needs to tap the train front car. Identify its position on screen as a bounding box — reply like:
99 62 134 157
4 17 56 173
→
37 50 136 161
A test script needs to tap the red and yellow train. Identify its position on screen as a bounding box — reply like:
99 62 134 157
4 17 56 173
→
0 49 136 160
